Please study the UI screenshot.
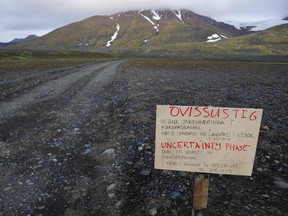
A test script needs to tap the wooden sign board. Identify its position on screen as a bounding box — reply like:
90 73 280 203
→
155 105 263 176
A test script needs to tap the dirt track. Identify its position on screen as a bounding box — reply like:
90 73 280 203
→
0 60 288 216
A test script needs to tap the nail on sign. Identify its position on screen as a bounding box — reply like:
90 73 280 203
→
154 105 263 176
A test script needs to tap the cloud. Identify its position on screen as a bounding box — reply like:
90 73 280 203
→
0 0 287 41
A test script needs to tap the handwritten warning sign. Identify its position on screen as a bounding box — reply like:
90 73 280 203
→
154 105 263 176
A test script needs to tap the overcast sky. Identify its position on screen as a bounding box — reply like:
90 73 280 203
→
1 0 287 42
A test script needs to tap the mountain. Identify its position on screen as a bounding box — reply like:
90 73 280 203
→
14 10 247 49
283 16 288 21
10 10 288 59
0 35 38 47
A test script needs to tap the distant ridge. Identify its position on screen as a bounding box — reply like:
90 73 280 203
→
0 35 38 47
10 35 38 43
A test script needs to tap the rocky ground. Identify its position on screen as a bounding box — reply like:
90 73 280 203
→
0 59 288 216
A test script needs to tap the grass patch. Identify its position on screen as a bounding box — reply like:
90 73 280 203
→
0 49 122 73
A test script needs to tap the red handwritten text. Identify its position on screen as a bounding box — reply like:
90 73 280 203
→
161 141 222 150
161 141 252 152
169 106 258 121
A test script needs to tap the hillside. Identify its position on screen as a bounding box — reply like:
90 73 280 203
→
216 24 288 57
11 9 288 59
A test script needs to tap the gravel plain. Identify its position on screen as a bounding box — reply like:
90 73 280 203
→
114 60 288 216
0 59 288 216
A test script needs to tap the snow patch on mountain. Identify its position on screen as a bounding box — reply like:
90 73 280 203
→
220 34 228 39
151 10 161 21
206 33 227 43
139 11 154 25
173 10 183 22
139 11 159 33
85 40 90 46
106 23 120 47
78 39 91 47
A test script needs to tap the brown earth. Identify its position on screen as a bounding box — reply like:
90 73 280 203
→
0 59 288 216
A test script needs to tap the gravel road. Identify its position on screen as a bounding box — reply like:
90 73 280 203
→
0 60 124 215
0 60 288 216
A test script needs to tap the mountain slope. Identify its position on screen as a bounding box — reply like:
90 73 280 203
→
217 24 288 56
22 16 116 49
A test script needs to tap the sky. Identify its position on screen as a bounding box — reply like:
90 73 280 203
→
1 0 287 42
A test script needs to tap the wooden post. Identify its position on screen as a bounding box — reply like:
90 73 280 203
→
193 174 209 211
